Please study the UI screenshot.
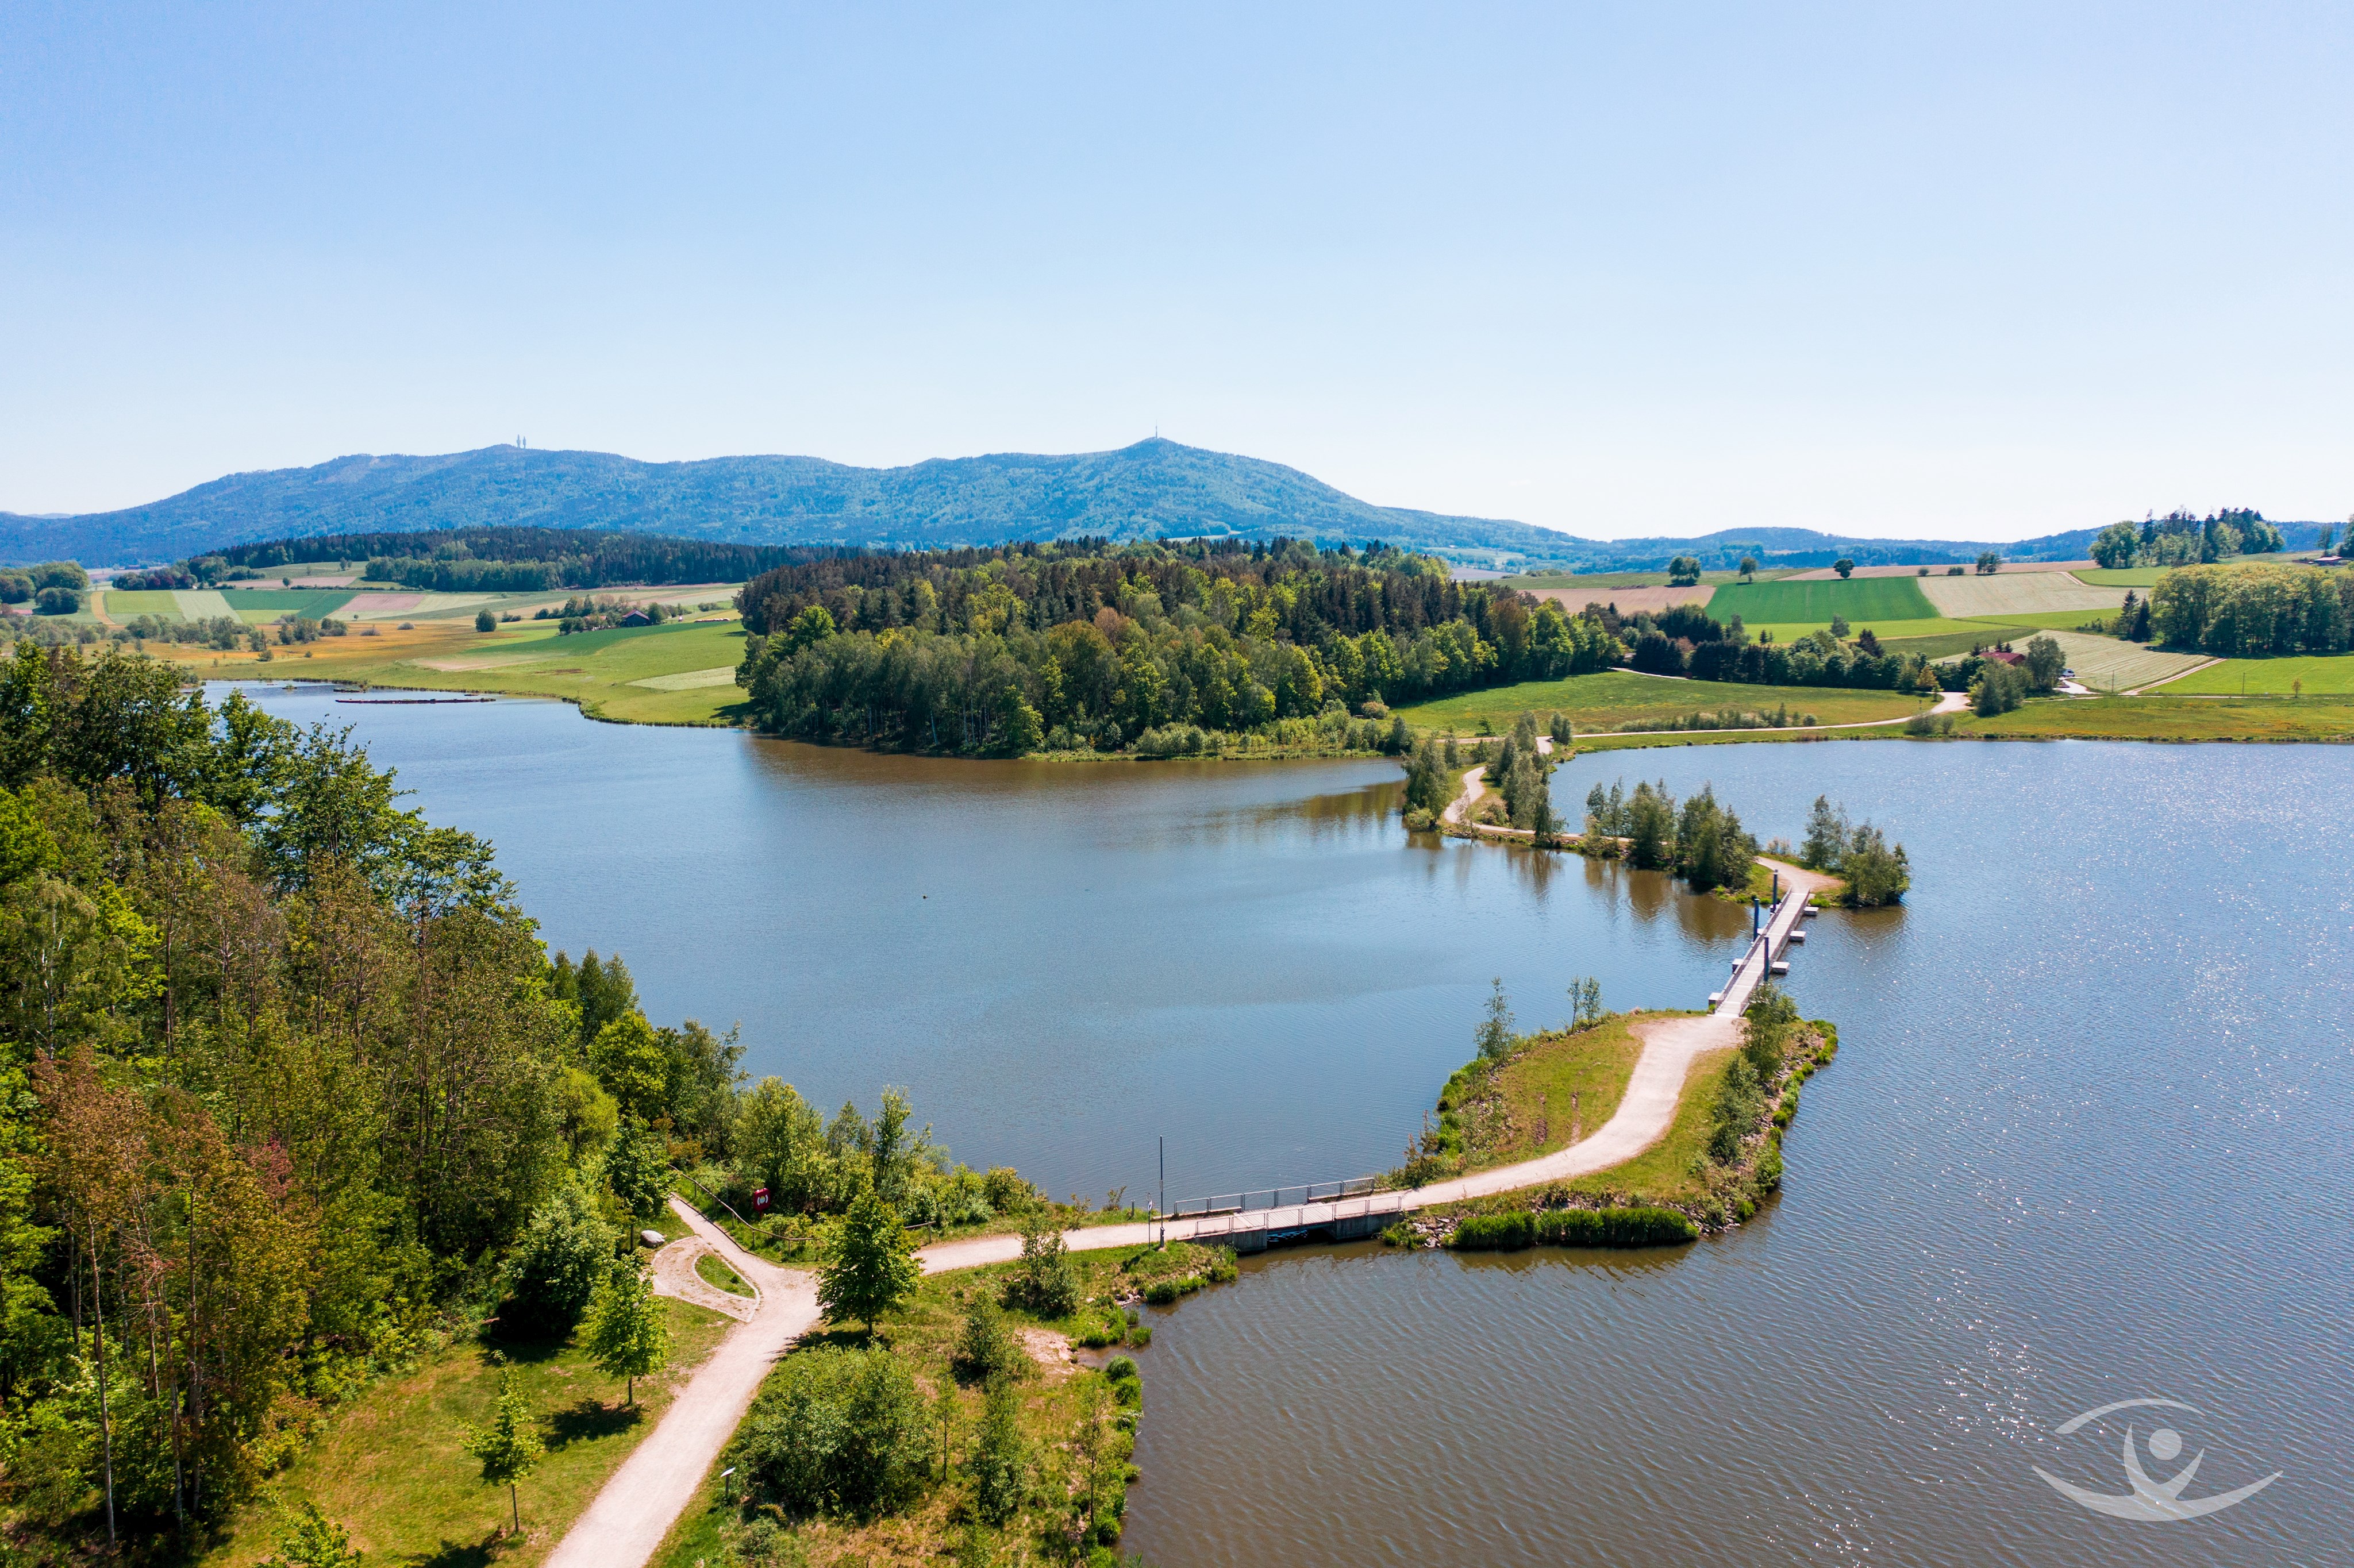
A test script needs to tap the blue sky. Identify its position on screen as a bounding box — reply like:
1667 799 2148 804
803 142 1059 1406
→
4 2 2349 538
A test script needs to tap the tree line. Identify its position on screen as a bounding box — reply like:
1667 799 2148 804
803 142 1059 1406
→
195 527 843 589
2143 563 2354 657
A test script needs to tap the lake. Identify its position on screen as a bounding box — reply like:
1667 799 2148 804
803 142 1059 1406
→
239 687 2354 1564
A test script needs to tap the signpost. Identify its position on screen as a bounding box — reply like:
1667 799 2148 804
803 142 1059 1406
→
751 1187 771 1214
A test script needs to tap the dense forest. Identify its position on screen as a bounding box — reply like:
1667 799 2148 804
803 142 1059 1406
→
2144 563 2354 657
0 647 1018 1554
733 538 1611 752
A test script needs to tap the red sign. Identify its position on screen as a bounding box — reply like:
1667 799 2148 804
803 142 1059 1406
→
752 1186 771 1213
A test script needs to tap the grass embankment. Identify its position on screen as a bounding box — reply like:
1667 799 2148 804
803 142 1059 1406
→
1404 1020 1841 1245
1398 672 1921 738
149 615 754 726
1427 1013 1648 1170
1956 694 2354 741
201 1299 733 1568
651 1241 1236 1568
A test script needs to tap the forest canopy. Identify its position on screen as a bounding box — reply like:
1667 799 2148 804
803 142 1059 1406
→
0 645 1017 1552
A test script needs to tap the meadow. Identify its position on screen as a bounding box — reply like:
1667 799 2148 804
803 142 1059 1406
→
1959 694 2354 741
2164 653 2354 696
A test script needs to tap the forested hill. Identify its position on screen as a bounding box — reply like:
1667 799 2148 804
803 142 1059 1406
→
0 436 2204 571
0 439 1581 568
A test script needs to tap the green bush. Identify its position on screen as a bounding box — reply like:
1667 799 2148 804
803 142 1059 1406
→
951 1293 1026 1385
733 1345 928 1520
1449 1212 1536 1250
1004 1217 1080 1317
1449 1205 1699 1251
503 1182 617 1331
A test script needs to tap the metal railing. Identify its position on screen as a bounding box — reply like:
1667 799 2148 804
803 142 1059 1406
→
1166 1174 1382 1218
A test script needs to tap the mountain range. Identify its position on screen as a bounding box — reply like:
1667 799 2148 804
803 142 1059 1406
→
0 437 2281 571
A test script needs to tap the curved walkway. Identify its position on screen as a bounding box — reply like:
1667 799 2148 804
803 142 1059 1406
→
542 1200 819 1568
549 844 1840 1568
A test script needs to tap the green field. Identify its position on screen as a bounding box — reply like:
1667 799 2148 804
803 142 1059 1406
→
98 588 183 619
1960 694 2354 741
2070 567 2167 586
219 588 358 618
1878 625 2041 660
2164 654 2354 696
1707 576 1937 627
1397 671 1921 735
347 617 752 724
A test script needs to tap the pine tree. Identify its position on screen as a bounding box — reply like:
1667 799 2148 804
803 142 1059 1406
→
1475 978 1517 1062
581 1258 671 1407
818 1190 919 1338
461 1367 543 1535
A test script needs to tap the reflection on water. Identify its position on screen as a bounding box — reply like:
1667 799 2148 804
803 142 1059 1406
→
232 687 1749 1200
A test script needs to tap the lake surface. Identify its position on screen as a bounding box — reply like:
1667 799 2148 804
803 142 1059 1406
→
239 687 2354 1563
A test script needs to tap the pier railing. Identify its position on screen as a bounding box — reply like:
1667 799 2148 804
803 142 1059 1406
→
1166 1175 1382 1218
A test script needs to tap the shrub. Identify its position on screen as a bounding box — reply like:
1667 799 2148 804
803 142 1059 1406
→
734 1345 928 1520
982 1167 1034 1214
1447 1205 1699 1250
503 1182 617 1331
1005 1216 1080 1318
1449 1212 1536 1250
964 1374 1032 1526
951 1293 1026 1385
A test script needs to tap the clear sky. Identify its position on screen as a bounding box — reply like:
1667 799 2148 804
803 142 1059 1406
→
4 2 2349 540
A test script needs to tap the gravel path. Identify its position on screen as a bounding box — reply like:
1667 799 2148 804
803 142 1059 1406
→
541 1200 818 1568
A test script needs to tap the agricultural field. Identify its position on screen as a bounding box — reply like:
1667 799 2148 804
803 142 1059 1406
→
1877 625 2041 661
217 587 359 622
1916 570 2124 618
1706 576 1936 627
95 588 182 619
2164 653 2354 696
2032 632 2211 692
359 617 753 724
1397 671 1921 736
1506 568 1794 591
1529 584 1715 616
2072 567 2170 587
172 588 237 619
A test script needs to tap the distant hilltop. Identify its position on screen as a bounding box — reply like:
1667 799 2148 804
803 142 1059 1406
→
0 436 2256 570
